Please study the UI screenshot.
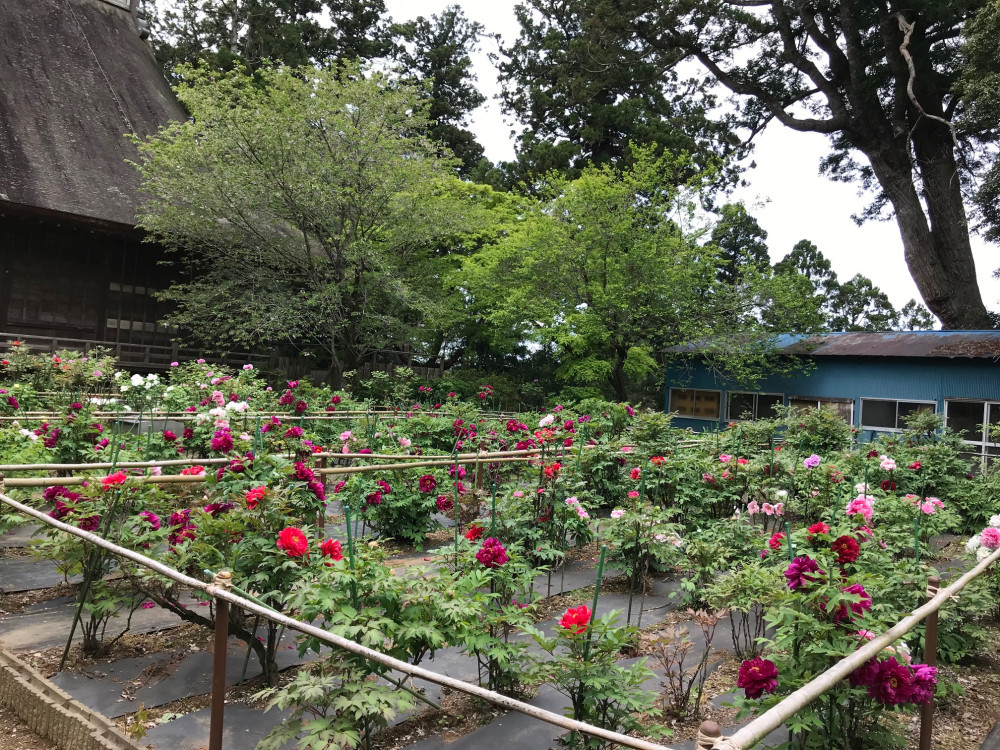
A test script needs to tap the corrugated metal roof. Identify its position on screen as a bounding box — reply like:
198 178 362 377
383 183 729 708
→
775 331 1000 359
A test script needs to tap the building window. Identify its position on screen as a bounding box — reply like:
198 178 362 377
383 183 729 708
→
727 392 784 421
669 388 721 420
789 396 854 423
945 400 1000 464
860 399 935 431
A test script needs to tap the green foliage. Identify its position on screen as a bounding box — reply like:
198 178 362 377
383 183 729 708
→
705 560 783 659
780 405 854 455
254 652 412 750
392 6 486 175
133 63 495 384
527 610 660 748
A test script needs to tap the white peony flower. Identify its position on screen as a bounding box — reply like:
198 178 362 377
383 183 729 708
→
989 514 1000 528
966 534 982 553
977 546 991 562
130 373 144 387
538 414 555 427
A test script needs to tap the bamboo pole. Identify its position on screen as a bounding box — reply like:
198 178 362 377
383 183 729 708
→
0 491 678 750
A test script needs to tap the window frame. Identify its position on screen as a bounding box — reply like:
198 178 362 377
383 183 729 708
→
788 395 855 423
668 387 723 421
726 391 785 421
944 399 1000 465
859 397 937 432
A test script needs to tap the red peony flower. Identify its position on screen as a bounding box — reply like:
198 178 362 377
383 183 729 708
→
559 605 591 634
737 657 779 699
101 471 128 489
276 527 309 557
831 535 861 564
245 485 267 510
320 538 344 561
768 532 786 551
630 467 641 480
649 456 665 466
181 465 205 476
465 524 484 541
806 522 830 542
418 474 437 493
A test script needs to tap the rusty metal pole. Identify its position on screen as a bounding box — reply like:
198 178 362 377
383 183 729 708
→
209 571 233 750
696 720 721 749
919 575 940 750
316 455 327 535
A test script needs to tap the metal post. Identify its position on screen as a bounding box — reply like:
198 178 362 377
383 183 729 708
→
918 575 940 750
209 571 232 750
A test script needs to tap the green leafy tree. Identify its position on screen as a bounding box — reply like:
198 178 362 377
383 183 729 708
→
828 274 899 332
393 5 487 176
494 0 745 187
774 240 841 326
557 0 997 329
710 203 770 286
897 299 936 330
958 0 1000 247
132 63 494 384
462 148 818 400
147 0 393 75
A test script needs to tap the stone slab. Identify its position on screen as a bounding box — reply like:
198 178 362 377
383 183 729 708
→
0 592 191 651
0 556 81 593
0 524 45 548
143 703 292 750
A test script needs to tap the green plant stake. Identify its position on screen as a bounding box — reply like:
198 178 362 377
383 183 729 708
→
254 416 262 455
784 521 795 561
490 483 497 536
914 514 921 563
453 449 460 568
344 506 358 607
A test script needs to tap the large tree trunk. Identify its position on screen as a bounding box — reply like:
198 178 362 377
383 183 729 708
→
610 349 628 402
864 130 992 330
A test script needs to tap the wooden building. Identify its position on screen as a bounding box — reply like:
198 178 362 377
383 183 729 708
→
0 0 185 356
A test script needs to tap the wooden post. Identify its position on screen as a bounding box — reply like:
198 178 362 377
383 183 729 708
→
918 575 940 750
209 571 232 750
696 721 721 749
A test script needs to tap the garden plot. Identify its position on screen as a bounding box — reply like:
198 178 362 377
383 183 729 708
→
3 352 1000 749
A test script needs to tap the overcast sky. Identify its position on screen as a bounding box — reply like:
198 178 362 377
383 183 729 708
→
384 0 1000 316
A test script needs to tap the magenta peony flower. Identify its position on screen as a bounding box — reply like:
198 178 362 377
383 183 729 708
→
867 657 913 705
784 556 822 590
737 657 779 699
419 474 437 493
475 537 509 568
909 664 937 705
831 583 871 624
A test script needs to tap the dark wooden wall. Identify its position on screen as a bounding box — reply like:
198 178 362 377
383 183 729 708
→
0 213 173 346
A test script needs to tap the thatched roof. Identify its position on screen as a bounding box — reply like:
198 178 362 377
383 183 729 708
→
0 0 184 227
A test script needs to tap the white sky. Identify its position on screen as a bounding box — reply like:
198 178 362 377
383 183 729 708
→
384 0 1000 316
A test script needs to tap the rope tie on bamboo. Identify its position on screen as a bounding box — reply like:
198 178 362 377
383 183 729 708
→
696 720 740 750
210 570 233 592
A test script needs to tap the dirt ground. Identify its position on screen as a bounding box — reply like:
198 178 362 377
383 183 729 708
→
0 710 58 750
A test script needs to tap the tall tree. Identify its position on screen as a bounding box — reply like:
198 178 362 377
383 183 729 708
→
958 0 1000 245
393 6 487 176
897 299 936 330
495 0 746 187
556 0 996 329
828 274 899 331
131 64 493 384
710 203 770 285
147 0 392 75
462 148 817 400
774 240 840 322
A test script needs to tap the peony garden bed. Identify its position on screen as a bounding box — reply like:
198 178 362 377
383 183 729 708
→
2 345 1000 749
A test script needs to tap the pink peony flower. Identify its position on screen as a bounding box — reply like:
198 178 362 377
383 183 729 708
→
980 527 1000 550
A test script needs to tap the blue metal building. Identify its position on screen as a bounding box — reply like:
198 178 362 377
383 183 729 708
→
664 331 1000 461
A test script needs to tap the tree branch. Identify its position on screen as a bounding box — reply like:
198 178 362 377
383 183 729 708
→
897 13 957 143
